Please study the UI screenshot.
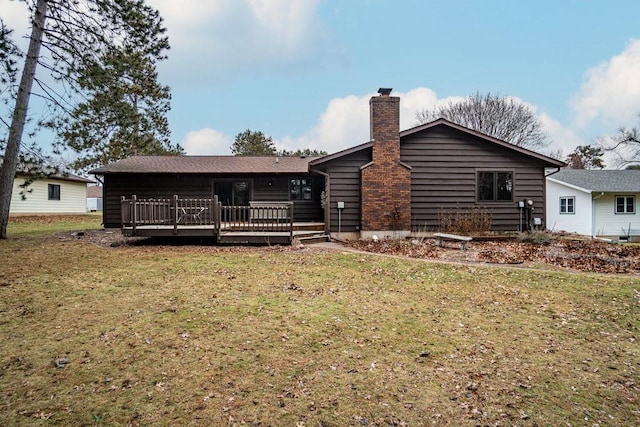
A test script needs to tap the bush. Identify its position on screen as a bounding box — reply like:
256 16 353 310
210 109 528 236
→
437 206 493 235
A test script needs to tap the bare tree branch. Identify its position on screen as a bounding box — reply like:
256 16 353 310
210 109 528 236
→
416 92 549 150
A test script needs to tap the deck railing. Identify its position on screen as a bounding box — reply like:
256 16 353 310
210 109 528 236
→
221 202 293 233
121 195 293 238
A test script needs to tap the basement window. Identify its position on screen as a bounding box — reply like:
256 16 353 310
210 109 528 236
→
615 195 635 214
290 178 313 201
477 171 513 202
48 184 61 201
559 197 575 214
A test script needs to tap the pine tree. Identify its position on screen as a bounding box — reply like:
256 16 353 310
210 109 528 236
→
231 129 277 156
0 0 172 238
49 45 181 173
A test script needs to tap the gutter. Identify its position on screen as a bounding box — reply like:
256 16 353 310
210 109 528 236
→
545 167 561 177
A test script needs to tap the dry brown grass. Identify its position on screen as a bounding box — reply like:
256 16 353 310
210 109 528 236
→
0 219 638 426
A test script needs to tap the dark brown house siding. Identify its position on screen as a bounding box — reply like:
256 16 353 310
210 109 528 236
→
102 173 323 228
401 125 549 231
312 149 372 233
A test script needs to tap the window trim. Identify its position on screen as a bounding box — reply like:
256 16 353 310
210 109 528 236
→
614 195 635 214
559 196 575 214
48 183 61 201
476 170 514 203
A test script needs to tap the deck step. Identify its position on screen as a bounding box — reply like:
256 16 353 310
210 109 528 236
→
292 223 325 232
295 234 330 245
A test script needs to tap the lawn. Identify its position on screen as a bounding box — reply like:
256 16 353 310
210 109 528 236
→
0 218 638 426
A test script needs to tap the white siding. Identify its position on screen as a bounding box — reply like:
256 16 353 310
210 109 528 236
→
593 193 640 237
545 179 592 235
10 175 88 214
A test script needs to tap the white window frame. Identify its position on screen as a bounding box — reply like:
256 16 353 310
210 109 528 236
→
615 195 635 214
559 196 575 214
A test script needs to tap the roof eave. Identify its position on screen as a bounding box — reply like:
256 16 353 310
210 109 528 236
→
310 141 373 167
546 177 592 193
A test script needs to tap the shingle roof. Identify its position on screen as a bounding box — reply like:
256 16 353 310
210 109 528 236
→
87 185 103 198
548 169 640 192
89 155 319 174
16 171 94 184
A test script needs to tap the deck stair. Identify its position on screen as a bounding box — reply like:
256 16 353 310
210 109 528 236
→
295 233 330 245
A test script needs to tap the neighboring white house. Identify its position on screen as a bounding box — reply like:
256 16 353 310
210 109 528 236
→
546 169 640 240
10 173 94 215
87 185 103 212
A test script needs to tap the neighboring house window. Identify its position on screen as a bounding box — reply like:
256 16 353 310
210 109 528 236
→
477 171 513 202
48 184 61 200
559 197 575 214
615 195 635 214
290 178 313 200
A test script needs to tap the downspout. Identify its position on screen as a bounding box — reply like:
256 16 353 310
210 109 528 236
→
543 167 562 232
592 192 605 238
312 169 331 236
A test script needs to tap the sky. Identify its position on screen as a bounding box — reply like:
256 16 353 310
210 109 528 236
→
3 0 640 167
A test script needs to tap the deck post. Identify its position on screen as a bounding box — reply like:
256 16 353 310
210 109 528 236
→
213 195 219 231
217 199 222 236
289 203 294 242
120 196 126 230
173 195 179 235
131 194 137 235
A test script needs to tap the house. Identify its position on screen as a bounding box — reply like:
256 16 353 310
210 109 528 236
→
10 173 94 215
91 88 564 242
87 185 103 212
546 169 640 240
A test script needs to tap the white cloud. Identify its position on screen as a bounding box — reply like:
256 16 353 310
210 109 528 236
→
181 87 585 162
274 87 461 155
181 128 231 155
1 1 31 50
572 39 640 128
538 113 586 158
147 0 330 83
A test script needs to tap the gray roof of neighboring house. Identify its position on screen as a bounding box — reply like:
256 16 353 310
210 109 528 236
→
548 169 640 192
16 171 94 184
89 155 319 175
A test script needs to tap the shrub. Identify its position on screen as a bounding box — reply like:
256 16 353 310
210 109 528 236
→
437 206 493 235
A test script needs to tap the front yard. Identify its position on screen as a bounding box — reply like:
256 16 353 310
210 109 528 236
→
0 217 638 425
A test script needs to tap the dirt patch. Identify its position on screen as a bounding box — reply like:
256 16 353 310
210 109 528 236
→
56 228 147 247
346 238 640 274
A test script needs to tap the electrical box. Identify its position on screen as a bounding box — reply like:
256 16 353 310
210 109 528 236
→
533 217 542 226
337 201 345 209
518 201 525 208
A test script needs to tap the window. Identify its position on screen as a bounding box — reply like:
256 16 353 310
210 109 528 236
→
559 197 575 214
477 171 513 202
48 184 60 200
214 180 251 206
615 195 635 214
290 178 313 200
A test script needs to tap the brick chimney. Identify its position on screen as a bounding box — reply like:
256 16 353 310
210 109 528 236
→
360 88 411 236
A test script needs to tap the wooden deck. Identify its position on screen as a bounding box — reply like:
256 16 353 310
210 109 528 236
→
120 195 324 244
